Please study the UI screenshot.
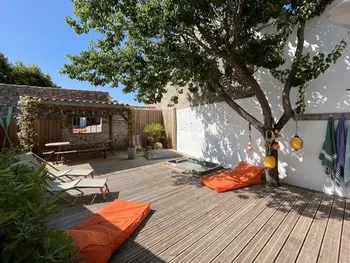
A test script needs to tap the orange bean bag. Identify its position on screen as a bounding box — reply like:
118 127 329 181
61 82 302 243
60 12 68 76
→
67 200 150 263
201 161 264 192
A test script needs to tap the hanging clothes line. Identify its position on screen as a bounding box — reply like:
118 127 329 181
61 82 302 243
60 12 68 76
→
292 112 350 121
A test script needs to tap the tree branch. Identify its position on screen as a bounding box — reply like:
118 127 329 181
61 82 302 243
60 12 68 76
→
195 24 226 57
276 20 306 131
229 57 274 129
215 82 264 133
180 30 220 57
232 0 245 48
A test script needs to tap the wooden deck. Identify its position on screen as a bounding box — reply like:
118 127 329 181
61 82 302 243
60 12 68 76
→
47 152 350 263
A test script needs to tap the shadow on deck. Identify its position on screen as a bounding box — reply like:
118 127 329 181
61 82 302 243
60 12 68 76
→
47 157 350 263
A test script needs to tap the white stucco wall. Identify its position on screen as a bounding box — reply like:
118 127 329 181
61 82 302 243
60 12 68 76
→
176 1 350 197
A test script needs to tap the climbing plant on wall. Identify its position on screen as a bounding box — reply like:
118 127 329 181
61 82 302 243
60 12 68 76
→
127 108 135 147
17 96 43 151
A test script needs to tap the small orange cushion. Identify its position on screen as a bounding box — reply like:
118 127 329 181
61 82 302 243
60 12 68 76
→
67 200 150 263
201 161 264 192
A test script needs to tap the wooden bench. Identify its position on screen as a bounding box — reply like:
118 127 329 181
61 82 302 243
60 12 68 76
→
54 147 110 159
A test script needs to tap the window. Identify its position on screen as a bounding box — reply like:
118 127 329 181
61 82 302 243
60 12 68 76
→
72 117 102 133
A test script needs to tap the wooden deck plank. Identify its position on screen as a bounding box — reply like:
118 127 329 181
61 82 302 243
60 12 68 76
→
50 184 189 229
48 170 185 219
339 199 350 263
178 186 292 263
168 187 286 263
114 186 223 254
252 189 314 263
211 187 307 263
112 190 239 262
274 192 324 263
317 197 345 263
47 168 190 223
295 194 334 263
44 154 350 263
131 185 270 263
231 187 306 263
150 186 275 263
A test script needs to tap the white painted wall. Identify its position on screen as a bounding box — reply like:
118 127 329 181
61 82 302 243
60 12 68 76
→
176 1 350 197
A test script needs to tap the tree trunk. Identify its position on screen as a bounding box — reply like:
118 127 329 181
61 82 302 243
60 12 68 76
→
265 143 280 186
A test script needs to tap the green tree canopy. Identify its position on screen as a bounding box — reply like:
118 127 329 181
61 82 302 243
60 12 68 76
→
0 52 59 87
0 53 12 84
62 0 347 185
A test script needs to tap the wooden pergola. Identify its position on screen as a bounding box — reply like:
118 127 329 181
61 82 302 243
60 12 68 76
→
36 97 132 149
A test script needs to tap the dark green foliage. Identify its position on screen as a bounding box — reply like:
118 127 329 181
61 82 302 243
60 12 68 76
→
0 153 81 263
62 0 343 105
0 53 12 84
0 52 59 87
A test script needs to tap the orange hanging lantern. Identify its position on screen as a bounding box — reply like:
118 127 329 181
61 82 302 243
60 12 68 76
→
264 155 276 169
272 142 280 150
247 122 253 152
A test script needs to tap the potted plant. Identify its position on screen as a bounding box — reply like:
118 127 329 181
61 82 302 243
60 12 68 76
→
127 110 136 159
146 136 153 151
143 123 165 149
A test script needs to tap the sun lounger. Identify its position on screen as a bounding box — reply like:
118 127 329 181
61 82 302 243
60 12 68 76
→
13 159 72 182
46 178 109 205
13 160 109 205
17 152 95 180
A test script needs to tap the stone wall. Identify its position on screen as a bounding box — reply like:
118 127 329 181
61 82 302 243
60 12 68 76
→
112 114 128 149
60 114 128 150
0 83 109 116
61 115 110 147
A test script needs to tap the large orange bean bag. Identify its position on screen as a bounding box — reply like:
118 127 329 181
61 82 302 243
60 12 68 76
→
201 161 264 192
67 200 150 263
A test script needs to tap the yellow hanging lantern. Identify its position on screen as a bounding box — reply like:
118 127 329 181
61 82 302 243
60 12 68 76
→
290 110 303 151
264 155 276 169
290 135 303 151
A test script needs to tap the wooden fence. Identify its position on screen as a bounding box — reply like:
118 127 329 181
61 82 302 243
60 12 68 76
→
1 108 177 151
162 108 177 150
0 119 61 152
132 108 176 149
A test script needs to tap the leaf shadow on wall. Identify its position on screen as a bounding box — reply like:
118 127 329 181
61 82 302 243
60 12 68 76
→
172 16 350 217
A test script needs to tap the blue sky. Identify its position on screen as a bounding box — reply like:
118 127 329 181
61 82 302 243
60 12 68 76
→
1 0 142 105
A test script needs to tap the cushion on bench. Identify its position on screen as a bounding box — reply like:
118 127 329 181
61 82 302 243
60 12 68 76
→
67 200 151 263
201 161 264 192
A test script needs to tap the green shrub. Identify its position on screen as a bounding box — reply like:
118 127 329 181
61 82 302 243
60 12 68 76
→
0 153 81 263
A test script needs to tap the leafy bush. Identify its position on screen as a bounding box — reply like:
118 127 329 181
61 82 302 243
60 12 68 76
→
0 153 81 263
17 96 44 151
143 123 165 142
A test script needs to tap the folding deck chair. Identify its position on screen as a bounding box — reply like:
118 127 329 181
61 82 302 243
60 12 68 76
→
13 160 109 205
17 152 95 180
